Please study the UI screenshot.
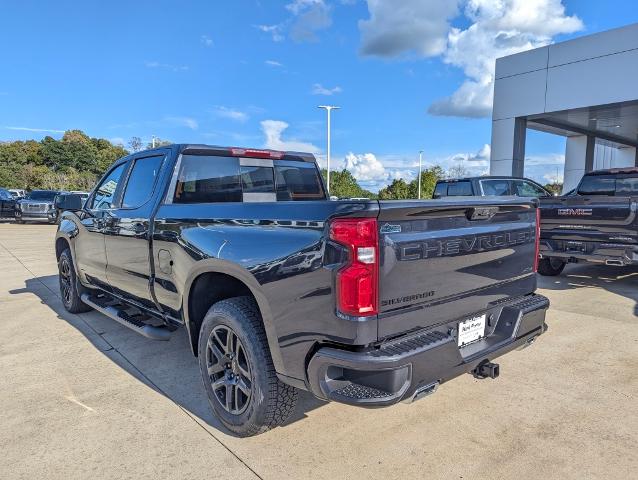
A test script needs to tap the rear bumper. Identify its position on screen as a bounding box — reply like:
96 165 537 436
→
540 240 638 266
307 294 549 407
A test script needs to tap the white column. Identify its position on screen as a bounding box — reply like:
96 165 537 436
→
490 118 526 176
563 136 588 193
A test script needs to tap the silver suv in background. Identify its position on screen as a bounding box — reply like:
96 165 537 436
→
15 190 63 224
434 176 552 198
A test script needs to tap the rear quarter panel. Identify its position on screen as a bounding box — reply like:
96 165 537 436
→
152 200 378 381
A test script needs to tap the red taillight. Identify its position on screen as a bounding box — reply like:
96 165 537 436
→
230 148 285 159
534 208 541 272
330 218 378 316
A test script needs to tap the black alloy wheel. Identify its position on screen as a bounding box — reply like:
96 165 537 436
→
206 325 252 415
59 253 73 307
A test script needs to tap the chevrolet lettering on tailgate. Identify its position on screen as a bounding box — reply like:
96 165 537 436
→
397 228 534 260
557 208 593 216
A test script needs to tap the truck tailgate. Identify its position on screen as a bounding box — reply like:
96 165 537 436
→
539 196 637 244
377 198 537 340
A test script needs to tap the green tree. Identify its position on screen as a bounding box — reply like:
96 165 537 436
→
378 178 411 200
543 183 562 195
321 169 375 199
408 166 445 199
0 129 129 191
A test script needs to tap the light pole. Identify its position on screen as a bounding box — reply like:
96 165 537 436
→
318 105 340 194
418 150 423 199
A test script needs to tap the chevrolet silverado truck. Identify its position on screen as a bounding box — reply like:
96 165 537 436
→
55 144 549 437
538 167 638 275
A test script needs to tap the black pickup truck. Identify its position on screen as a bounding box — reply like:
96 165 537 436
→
55 144 549 436
538 167 638 275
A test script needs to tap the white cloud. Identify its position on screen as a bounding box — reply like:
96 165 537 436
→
164 116 198 130
312 83 342 95
359 0 582 118
543 170 563 184
2 126 65 133
265 60 284 67
255 1 331 44
344 152 386 181
432 0 583 117
286 0 326 15
200 35 213 47
359 0 459 57
261 120 320 153
256 24 284 42
450 143 491 164
287 0 332 42
145 61 188 72
213 106 249 122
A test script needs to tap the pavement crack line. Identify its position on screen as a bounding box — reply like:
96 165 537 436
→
0 238 265 480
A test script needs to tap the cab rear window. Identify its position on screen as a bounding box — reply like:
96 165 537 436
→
578 174 638 196
173 155 326 203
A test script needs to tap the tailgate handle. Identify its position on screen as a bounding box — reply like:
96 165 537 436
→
467 207 498 221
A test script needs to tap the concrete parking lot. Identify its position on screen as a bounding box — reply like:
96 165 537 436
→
0 223 636 480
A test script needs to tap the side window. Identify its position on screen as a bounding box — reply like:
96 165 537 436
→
514 180 548 197
173 155 241 203
578 175 615 195
433 183 448 197
481 180 511 196
89 163 127 210
615 176 638 195
447 181 473 196
121 155 165 208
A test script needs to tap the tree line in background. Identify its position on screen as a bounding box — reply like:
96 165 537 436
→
0 131 171 191
0 129 562 198
322 166 446 200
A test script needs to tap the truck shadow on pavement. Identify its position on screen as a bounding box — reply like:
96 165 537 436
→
537 263 638 317
10 275 328 436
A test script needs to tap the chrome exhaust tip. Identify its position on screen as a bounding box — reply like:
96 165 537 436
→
605 259 624 266
407 381 439 403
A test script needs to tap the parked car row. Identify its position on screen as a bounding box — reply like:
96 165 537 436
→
0 188 89 223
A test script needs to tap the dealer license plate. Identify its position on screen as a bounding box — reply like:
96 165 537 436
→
458 314 486 347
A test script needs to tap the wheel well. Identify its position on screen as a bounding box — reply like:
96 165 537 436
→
55 238 69 260
187 272 256 356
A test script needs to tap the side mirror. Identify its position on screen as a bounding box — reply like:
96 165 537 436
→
55 194 83 211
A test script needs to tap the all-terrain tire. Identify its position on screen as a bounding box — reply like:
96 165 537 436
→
198 296 298 437
58 248 93 313
537 257 566 276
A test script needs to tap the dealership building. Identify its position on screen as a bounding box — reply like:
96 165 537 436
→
490 22 638 192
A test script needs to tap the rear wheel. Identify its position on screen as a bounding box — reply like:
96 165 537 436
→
537 257 566 276
58 248 92 313
198 296 298 437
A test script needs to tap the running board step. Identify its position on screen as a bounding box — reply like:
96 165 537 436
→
80 293 172 341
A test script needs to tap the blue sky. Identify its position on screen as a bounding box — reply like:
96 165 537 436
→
1 0 637 191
